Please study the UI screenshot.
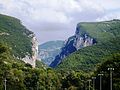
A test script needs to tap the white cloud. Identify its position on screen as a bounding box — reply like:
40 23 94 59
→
96 12 120 21
92 0 120 10
0 0 120 44
30 9 69 24
0 0 104 24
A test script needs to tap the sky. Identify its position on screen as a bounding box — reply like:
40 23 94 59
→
0 0 120 44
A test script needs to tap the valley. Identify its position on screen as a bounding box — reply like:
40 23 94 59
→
0 14 120 90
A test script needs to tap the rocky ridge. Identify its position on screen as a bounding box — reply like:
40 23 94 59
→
50 25 96 67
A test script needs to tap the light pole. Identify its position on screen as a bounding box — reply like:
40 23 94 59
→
108 68 114 90
98 74 103 90
88 79 91 90
37 81 39 90
84 81 86 90
92 77 96 90
4 78 7 90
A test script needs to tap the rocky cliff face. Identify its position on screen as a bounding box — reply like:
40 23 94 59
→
50 25 96 67
22 34 38 68
0 14 39 68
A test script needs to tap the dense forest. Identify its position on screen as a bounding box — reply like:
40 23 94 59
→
0 43 120 90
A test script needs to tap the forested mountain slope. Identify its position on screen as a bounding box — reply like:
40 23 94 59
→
0 14 38 67
51 19 120 72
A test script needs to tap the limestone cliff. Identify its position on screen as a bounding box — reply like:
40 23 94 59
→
50 24 96 67
53 19 120 71
0 14 39 67
22 34 38 67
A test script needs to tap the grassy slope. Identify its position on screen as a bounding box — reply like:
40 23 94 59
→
56 20 120 72
0 14 33 58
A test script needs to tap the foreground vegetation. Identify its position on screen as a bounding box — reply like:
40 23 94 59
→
0 43 120 90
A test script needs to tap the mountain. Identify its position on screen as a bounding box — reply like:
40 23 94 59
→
50 19 120 72
0 14 120 89
38 40 64 65
0 14 38 67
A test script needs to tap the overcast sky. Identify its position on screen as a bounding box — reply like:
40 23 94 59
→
0 0 120 44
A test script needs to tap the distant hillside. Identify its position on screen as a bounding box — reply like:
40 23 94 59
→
38 40 64 65
50 19 120 72
0 14 38 67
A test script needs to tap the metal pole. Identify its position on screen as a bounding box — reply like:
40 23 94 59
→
89 80 90 90
85 81 86 90
88 79 91 90
4 78 7 90
98 74 103 90
110 70 112 90
92 77 96 90
37 82 38 90
108 68 114 90
93 80 95 90
100 76 102 90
